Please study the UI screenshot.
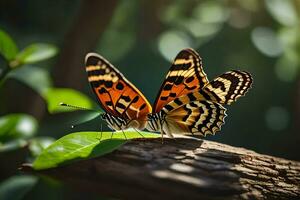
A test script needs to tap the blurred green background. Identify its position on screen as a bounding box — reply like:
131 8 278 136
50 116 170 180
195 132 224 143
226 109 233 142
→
0 0 299 199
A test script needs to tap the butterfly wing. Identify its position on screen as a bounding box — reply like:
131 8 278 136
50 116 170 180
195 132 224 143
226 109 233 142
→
159 70 251 136
162 100 226 136
153 48 209 113
201 70 253 105
165 70 252 108
85 53 152 122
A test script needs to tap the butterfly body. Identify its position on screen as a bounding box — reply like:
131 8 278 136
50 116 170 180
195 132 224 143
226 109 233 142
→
85 53 151 131
147 111 167 136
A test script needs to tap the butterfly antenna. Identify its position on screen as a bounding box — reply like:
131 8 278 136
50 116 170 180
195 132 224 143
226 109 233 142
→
70 113 102 129
60 102 100 113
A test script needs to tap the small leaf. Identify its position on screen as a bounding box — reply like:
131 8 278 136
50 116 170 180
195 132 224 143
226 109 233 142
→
33 131 159 170
8 65 52 95
0 175 38 200
0 114 38 144
44 88 97 114
16 43 57 65
0 29 18 61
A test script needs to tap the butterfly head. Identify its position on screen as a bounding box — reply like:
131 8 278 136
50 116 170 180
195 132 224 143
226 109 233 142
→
100 112 127 131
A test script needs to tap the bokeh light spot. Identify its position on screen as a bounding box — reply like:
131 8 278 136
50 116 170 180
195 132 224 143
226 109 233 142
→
265 0 298 27
251 27 283 57
193 1 229 24
158 31 192 61
16 117 36 137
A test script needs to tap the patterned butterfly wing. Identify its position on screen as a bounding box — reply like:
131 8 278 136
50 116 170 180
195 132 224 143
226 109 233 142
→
159 70 252 136
163 100 226 136
153 48 209 113
200 70 253 105
85 53 152 121
165 70 253 107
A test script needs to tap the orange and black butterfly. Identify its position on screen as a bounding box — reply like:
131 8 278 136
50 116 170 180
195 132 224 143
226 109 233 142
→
85 53 152 132
146 48 253 137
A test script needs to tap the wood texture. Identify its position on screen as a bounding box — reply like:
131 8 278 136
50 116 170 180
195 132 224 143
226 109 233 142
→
21 136 300 200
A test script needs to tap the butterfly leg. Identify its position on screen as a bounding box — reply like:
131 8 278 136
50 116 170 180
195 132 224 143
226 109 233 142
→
97 123 103 142
163 120 174 137
110 131 114 139
160 130 164 144
134 128 144 138
160 120 166 144
161 120 175 142
121 129 127 140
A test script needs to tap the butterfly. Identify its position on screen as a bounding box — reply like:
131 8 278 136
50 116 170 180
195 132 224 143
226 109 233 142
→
146 48 253 137
85 53 152 132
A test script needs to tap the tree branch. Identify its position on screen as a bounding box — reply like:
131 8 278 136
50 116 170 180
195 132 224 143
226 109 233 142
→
21 137 300 200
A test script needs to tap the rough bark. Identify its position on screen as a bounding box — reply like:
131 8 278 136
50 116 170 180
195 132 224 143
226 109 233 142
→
21 136 300 200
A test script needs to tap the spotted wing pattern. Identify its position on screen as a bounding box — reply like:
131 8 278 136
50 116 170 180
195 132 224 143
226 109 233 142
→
153 48 209 113
164 100 226 136
85 53 152 120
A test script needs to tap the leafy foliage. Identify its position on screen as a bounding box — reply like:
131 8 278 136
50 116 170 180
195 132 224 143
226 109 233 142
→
8 65 52 95
16 43 58 65
0 30 18 61
33 131 159 170
0 29 62 157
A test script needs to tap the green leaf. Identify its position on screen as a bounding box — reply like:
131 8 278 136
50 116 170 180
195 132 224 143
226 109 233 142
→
0 29 18 61
33 131 159 170
8 65 52 95
0 175 38 200
0 114 38 144
44 88 97 114
16 43 57 65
